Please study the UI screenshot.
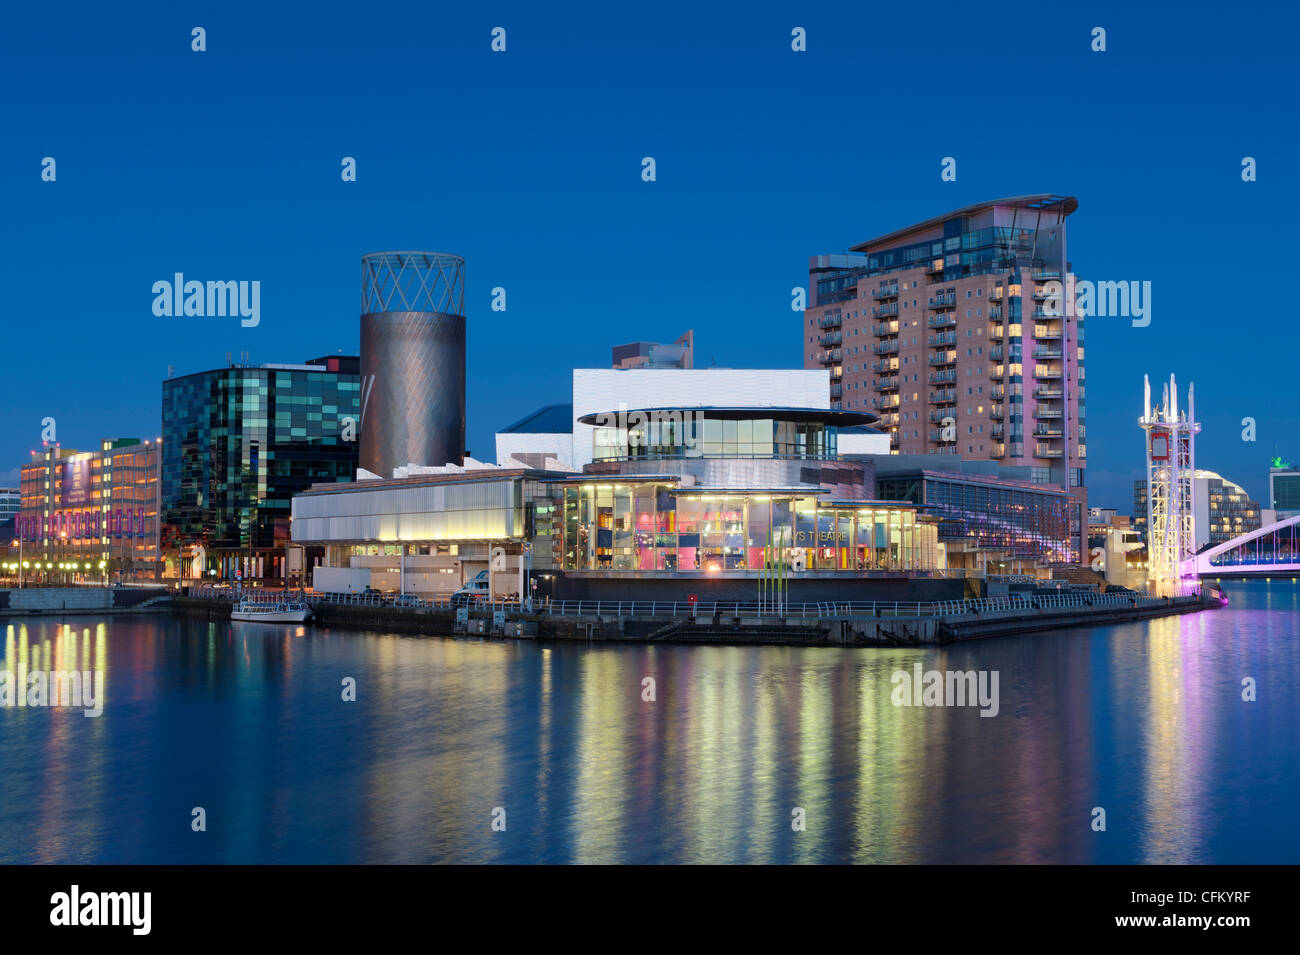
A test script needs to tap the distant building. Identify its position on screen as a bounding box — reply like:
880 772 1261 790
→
612 331 693 369
161 355 359 583
1088 509 1145 589
1134 469 1261 549
0 487 18 548
1269 458 1300 520
15 439 161 584
0 488 18 523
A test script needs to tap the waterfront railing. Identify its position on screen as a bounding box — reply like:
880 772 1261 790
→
185 586 1194 620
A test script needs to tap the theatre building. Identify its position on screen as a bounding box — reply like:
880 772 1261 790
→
292 406 962 603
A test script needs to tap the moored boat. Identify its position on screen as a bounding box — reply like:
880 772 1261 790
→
231 596 312 623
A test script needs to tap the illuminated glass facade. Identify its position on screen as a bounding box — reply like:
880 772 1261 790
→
15 439 161 583
876 470 1072 563
558 480 933 572
162 356 359 579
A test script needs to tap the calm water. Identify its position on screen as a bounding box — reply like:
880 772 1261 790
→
1 580 1297 864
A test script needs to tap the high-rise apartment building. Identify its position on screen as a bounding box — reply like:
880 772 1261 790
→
804 195 1085 560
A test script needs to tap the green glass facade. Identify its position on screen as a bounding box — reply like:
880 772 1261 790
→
162 358 359 574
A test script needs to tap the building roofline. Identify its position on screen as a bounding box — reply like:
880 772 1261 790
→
500 403 573 434
849 195 1078 253
576 406 879 427
297 469 561 495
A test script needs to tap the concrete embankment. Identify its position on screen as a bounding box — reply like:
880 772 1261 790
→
0 587 171 617
170 592 1215 646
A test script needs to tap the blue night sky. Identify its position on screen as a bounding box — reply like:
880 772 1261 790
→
1 1 1296 510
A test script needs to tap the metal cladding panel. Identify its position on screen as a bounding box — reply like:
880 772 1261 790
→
360 310 466 476
291 479 519 542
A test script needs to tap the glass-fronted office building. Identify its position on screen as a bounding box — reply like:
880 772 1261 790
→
13 439 162 584
162 355 360 582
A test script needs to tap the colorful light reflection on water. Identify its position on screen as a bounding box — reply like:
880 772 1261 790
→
0 579 1295 863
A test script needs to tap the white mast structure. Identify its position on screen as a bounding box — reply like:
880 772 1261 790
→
1139 373 1200 596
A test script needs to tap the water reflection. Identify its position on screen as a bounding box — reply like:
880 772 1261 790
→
0 580 1295 864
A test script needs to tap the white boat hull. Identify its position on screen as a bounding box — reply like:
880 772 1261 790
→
231 608 312 623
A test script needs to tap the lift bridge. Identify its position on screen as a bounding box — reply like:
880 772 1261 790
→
1140 373 1200 596
1137 371 1300 580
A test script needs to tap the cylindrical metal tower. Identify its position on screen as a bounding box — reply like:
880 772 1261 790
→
360 252 466 476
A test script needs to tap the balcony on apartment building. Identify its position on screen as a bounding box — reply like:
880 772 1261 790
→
871 284 900 300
